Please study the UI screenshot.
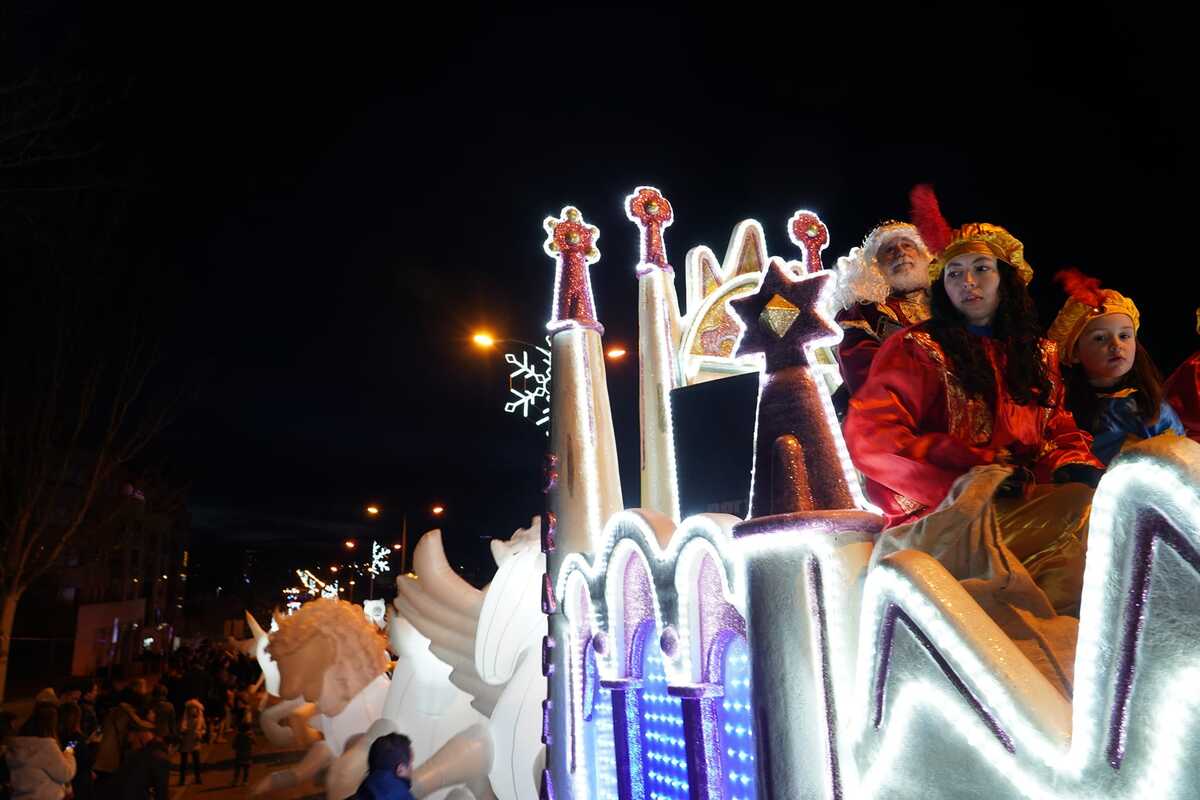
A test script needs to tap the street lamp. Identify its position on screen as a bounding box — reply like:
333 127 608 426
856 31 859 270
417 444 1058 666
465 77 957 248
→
606 346 627 360
362 503 445 580
344 540 356 549
471 331 541 350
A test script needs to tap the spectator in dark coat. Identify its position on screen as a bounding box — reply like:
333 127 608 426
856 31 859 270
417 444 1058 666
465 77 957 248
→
149 686 176 741
106 731 170 799
353 734 414 800
57 703 95 800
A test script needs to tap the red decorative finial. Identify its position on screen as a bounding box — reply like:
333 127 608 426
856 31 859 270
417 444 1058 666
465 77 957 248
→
543 206 603 334
625 186 674 275
787 210 829 274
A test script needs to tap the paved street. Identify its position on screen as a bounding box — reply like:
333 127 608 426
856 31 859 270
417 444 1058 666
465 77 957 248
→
167 733 322 800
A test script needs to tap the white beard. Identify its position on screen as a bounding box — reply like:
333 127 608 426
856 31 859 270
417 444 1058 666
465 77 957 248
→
886 267 929 294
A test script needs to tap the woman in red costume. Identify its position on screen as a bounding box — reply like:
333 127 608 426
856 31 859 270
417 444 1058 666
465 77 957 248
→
1164 307 1200 442
845 186 1103 614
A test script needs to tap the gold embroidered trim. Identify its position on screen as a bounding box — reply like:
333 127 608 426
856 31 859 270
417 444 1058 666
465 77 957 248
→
875 303 901 326
894 493 924 515
840 319 877 338
895 294 931 327
907 330 994 444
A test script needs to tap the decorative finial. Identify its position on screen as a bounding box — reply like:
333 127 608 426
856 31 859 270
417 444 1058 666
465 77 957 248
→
625 186 674 275
787 210 830 275
544 206 603 334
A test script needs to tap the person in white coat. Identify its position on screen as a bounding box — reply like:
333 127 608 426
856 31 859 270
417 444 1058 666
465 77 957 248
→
6 705 76 800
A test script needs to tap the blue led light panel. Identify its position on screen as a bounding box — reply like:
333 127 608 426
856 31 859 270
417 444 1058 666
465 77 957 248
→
718 636 757 800
583 648 619 800
638 630 689 800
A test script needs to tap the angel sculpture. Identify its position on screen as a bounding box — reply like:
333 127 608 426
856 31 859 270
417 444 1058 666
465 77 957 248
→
251 598 391 796
386 518 548 800
325 600 491 800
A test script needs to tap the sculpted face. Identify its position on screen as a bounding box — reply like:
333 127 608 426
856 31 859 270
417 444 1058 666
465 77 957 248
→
363 599 387 629
274 637 333 707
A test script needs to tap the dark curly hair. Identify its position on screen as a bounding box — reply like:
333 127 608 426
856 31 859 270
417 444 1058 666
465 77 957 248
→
1061 341 1165 431
928 260 1054 407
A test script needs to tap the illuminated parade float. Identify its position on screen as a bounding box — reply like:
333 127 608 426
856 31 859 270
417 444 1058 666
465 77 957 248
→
250 187 1200 799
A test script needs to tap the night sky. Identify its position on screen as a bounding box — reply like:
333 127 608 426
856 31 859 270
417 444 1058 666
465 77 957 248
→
5 5 1186 599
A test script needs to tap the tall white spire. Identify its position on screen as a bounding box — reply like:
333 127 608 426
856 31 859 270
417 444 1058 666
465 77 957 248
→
626 187 682 522
540 205 622 800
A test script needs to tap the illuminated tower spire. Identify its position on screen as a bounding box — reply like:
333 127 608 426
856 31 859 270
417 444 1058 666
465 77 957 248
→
626 186 682 521
540 205 623 800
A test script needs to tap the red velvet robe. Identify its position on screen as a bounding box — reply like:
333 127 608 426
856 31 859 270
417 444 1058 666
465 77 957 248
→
844 323 1102 526
1164 351 1200 443
835 290 930 397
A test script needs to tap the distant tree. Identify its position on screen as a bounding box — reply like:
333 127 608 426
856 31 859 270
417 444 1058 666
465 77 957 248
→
0 71 173 700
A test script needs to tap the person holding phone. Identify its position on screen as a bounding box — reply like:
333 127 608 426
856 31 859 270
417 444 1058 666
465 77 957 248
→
58 703 95 800
5 704 75 799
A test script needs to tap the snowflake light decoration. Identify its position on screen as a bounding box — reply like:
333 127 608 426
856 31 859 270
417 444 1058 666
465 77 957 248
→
504 337 552 435
297 569 322 597
297 568 339 599
369 540 391 576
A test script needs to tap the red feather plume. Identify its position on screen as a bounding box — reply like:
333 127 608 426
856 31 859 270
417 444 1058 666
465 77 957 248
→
1054 268 1106 308
909 184 953 255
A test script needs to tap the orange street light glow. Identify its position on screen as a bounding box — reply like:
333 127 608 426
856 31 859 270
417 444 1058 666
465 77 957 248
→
366 505 379 515
344 540 356 549
330 566 339 573
392 543 402 550
606 347 627 359
431 505 445 516
472 332 496 348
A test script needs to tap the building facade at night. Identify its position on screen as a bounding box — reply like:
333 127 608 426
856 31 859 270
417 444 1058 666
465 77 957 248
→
7 463 190 685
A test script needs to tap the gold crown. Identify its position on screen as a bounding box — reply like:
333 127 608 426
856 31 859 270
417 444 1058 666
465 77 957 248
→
1047 289 1141 364
928 222 1033 285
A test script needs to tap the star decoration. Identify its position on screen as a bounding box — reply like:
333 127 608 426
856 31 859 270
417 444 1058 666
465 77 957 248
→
729 258 840 371
543 206 604 333
625 186 674 273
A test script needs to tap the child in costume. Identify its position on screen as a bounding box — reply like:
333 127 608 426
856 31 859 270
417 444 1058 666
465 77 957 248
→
1048 270 1184 465
1164 307 1200 442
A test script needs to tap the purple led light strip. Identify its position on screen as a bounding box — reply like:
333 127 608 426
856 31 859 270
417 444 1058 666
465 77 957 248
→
1107 509 1200 770
873 604 1015 754
806 557 843 800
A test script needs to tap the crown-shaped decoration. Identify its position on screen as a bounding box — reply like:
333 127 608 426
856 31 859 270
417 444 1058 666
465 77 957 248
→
625 186 674 275
544 206 603 334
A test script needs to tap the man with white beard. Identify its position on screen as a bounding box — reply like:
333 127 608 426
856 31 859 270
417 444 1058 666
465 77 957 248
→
832 221 933 397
